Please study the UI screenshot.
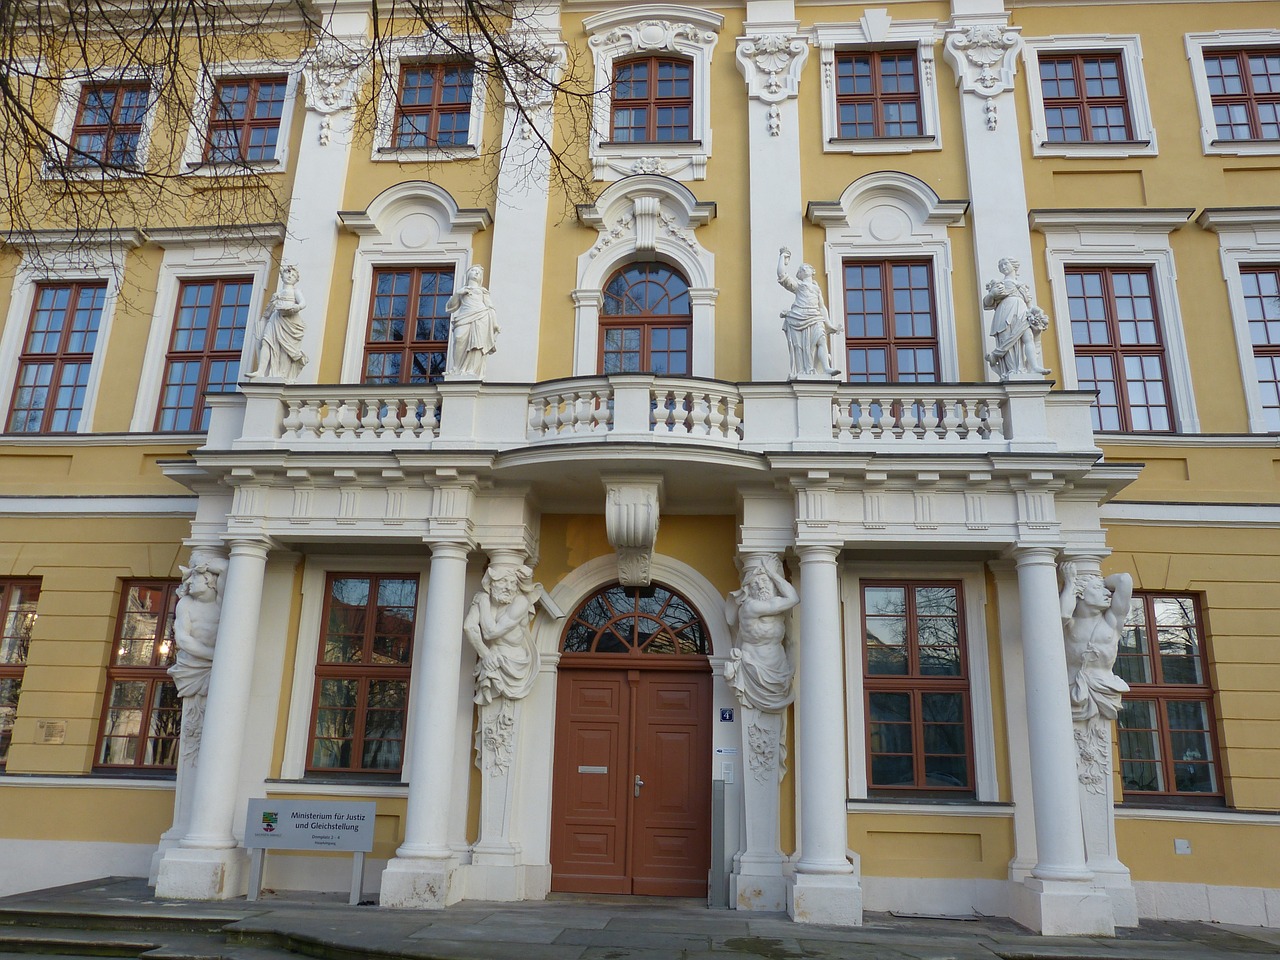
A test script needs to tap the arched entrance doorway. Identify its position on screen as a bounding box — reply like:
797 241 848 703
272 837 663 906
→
549 582 713 896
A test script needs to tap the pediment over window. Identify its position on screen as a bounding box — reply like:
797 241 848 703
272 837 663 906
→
338 181 491 250
807 171 967 242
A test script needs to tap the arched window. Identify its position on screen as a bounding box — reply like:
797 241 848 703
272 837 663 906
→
600 263 691 375
561 582 709 656
610 56 693 142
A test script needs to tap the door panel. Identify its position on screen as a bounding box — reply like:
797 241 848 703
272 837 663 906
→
550 670 630 893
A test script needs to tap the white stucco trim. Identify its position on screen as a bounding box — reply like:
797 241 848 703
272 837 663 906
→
369 34 488 163
809 171 969 382
177 61 301 175
810 14 943 155
0 496 197 516
337 181 491 383
582 5 724 182
129 238 275 432
1196 207 1280 433
1101 501 1280 527
574 175 717 377
1185 30 1280 157
279 556 433 781
1021 35 1158 158
1030 208 1200 434
841 562 997 803
0 240 130 434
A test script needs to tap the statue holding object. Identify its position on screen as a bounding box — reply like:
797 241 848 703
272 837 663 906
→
248 264 308 383
777 247 840 379
983 257 1050 382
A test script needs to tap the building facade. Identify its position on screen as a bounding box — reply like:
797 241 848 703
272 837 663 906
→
1 0 1278 936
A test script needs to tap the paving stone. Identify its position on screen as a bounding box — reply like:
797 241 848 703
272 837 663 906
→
556 926 714 950
406 922 564 944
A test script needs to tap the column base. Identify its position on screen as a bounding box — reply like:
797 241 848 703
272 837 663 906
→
379 856 462 909
1089 863 1139 928
154 846 248 900
732 872 788 912
148 830 184 885
461 863 550 902
787 872 862 926
1010 877 1115 936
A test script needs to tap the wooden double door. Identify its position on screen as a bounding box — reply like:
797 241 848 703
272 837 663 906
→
550 665 712 896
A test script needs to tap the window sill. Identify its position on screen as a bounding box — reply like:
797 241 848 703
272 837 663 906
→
266 778 409 798
184 159 284 177
0 772 176 788
1204 138 1280 157
825 135 940 155
1034 139 1156 159
40 162 145 183
373 143 479 163
847 798 1011 816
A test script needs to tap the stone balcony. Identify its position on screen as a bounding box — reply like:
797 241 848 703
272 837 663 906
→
204 376 1101 459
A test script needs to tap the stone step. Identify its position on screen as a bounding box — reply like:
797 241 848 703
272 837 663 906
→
0 912 234 937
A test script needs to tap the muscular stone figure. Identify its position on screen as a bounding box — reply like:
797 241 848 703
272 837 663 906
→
724 554 799 712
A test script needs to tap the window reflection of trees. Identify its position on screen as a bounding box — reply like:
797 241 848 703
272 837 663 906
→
561 583 709 656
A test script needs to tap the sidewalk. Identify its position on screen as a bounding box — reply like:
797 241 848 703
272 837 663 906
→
2 877 1279 960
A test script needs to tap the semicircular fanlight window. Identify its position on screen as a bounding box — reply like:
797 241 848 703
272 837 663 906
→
561 582 709 656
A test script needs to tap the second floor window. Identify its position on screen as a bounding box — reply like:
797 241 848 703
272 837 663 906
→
393 63 474 148
843 260 937 382
610 57 693 142
1038 52 1133 142
600 263 691 375
1242 265 1280 430
1116 593 1222 801
156 277 254 432
863 581 972 796
364 267 453 383
1204 49 1280 141
1066 266 1172 432
70 82 149 168
835 51 921 139
8 282 106 433
97 581 181 770
205 76 289 163
0 579 41 768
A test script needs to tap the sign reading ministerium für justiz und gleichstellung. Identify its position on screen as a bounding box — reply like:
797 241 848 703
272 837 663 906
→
245 799 376 853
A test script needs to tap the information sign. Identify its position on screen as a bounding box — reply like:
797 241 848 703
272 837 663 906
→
245 799 376 853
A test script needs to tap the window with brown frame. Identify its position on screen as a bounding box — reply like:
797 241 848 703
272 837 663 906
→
363 267 454 383
600 263 692 375
610 56 693 142
1116 593 1223 802
308 574 418 776
68 82 150 168
1241 265 1280 430
155 277 254 432
1065 266 1173 432
96 581 181 771
1204 49 1280 141
392 62 474 148
204 75 289 164
862 581 973 796
0 579 41 768
834 50 922 139
843 260 938 382
7 282 106 433
1038 52 1133 142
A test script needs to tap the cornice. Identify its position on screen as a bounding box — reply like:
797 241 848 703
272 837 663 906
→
146 223 287 247
1029 208 1195 232
1196 206 1280 231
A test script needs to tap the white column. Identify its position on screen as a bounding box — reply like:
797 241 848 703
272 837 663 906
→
1010 546 1114 935
380 540 471 908
156 537 270 900
789 544 861 926
736 7 810 381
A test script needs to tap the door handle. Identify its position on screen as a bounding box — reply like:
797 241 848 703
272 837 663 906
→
634 774 644 797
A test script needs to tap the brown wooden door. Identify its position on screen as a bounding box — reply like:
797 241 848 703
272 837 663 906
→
551 667 711 896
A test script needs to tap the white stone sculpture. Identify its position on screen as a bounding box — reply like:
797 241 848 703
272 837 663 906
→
983 258 1050 382
445 265 499 379
724 553 798 713
168 557 228 699
777 247 841 379
248 264 308 383
464 563 543 706
1060 561 1133 724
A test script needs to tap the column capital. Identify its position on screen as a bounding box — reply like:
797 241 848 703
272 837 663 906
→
795 543 841 563
222 536 272 560
1010 544 1059 567
427 541 472 563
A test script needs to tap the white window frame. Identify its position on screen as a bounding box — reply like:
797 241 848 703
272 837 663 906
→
807 171 967 381
280 556 432 781
0 235 134 434
337 182 490 382
370 35 487 162
44 68 161 177
129 228 279 433
178 61 300 176
583 4 723 182
1197 207 1280 433
1030 208 1200 434
1186 29 1280 157
811 12 942 155
574 174 717 377
1022 34 1157 158
841 562 997 802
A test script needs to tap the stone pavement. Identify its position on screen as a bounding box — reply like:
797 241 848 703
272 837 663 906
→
2 877 1279 960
